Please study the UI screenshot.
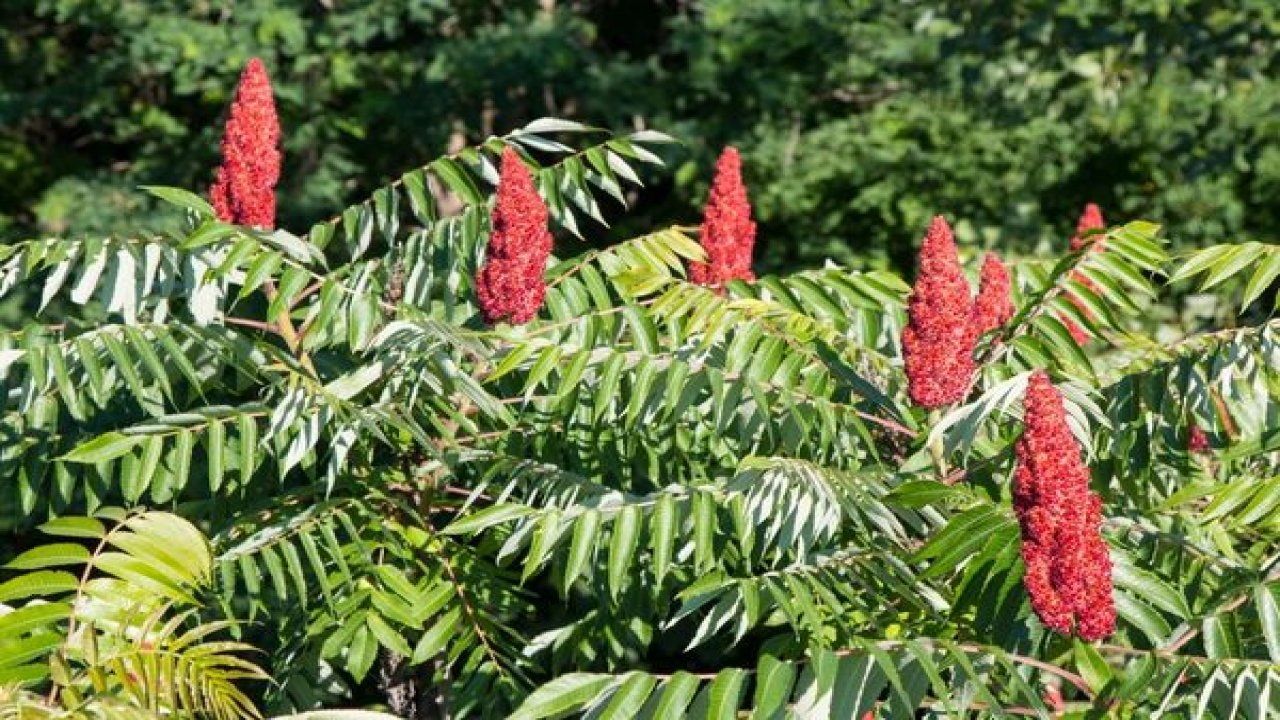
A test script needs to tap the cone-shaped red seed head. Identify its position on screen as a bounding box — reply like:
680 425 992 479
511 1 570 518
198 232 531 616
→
902 216 977 408
1014 371 1116 640
476 148 553 325
1069 203 1106 252
210 58 281 228
1062 203 1107 343
1062 295 1093 345
690 147 756 287
971 252 1015 338
1188 422 1211 454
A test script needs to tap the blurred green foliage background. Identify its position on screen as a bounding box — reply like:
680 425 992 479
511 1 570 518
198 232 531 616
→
2 0 1277 273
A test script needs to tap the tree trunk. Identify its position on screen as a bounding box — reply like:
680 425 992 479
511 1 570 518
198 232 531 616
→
379 651 449 720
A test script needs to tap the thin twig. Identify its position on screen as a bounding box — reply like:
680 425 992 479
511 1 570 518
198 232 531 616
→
261 279 316 375
224 316 277 333
288 281 325 309
422 518 507 680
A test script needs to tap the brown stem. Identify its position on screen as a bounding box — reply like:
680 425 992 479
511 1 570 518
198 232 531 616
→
289 281 325 309
261 279 316 375
224 316 277 333
1161 593 1250 655
423 520 505 680
50 518 133 705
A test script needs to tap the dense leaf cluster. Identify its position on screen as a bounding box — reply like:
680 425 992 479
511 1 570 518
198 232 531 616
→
0 111 1276 717
2 1 1278 276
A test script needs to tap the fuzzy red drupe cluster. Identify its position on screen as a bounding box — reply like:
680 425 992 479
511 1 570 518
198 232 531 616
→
210 58 281 229
476 148 554 325
1069 203 1106 253
1013 371 1116 640
1063 203 1106 344
971 252 1015 338
690 147 757 287
902 216 979 407
1188 422 1211 454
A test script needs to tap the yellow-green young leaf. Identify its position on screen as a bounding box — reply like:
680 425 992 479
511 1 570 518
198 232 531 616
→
124 513 212 583
0 634 61 672
372 591 419 629
60 432 148 463
413 582 453 625
122 327 171 397
38 517 105 539
47 651 71 687
0 570 78 602
213 235 261 277
180 218 238 253
915 505 1008 576
508 673 613 720
0 663 50 684
1232 477 1280 527
1061 279 1119 328
5 543 91 570
0 602 71 637
607 505 642 600
92 552 197 605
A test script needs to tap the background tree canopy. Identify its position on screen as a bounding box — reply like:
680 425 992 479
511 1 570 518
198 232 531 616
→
2 3 1280 717
2 0 1278 274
